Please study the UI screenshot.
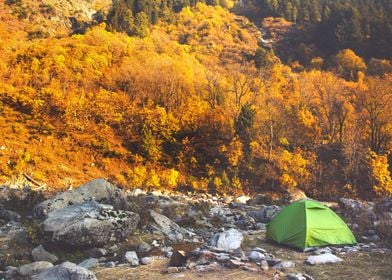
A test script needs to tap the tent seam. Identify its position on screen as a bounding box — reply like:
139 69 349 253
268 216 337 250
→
304 200 308 251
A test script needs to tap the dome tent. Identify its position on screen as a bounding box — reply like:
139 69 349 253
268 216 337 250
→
266 200 357 251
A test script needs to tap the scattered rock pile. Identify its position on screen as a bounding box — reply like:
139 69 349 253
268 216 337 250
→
0 179 390 279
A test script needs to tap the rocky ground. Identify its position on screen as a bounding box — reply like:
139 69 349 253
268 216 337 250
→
0 179 391 279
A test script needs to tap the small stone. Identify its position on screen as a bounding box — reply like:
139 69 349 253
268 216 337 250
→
125 251 139 266
260 260 269 271
78 258 99 269
286 273 306 280
171 273 186 279
87 248 107 258
167 267 179 274
195 262 222 272
273 261 295 271
248 251 265 262
314 247 332 255
255 223 267 230
242 265 259 272
226 259 244 269
32 245 58 263
368 235 380 242
305 253 343 265
232 247 246 259
107 245 119 253
140 257 151 265
266 258 281 266
137 241 152 253
252 247 267 253
216 253 231 263
104 261 116 268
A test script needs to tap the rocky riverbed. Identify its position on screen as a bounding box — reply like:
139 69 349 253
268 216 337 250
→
0 179 391 279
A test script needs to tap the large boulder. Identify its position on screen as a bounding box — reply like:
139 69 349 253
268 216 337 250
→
247 205 281 223
148 210 193 243
32 261 97 280
338 198 373 216
208 229 243 252
42 201 139 246
34 179 128 219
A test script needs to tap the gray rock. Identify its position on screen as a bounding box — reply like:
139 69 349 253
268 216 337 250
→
216 253 231 263
32 245 59 263
167 267 179 274
34 179 129 219
287 273 314 280
107 245 119 254
78 258 99 269
251 247 267 253
208 229 243 252
367 234 380 242
42 201 139 246
266 258 281 266
260 260 269 271
87 248 108 258
248 205 281 223
103 262 116 268
209 207 232 217
234 215 256 230
125 251 139 266
0 221 28 244
148 210 193 243
194 262 222 272
314 247 332 255
32 261 96 280
305 253 343 265
248 251 265 262
17 261 53 277
0 209 21 222
226 259 245 268
136 241 152 253
273 261 295 271
286 273 306 280
338 198 374 217
255 223 267 230
5 266 17 279
140 257 151 265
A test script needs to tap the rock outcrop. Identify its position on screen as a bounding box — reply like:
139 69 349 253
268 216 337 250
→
34 179 129 219
42 201 139 246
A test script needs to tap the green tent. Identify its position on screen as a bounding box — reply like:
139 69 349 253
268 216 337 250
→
266 200 357 250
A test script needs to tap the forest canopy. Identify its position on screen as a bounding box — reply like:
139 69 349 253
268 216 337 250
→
0 1 391 199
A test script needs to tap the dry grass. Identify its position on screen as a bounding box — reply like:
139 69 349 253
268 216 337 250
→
94 259 272 280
